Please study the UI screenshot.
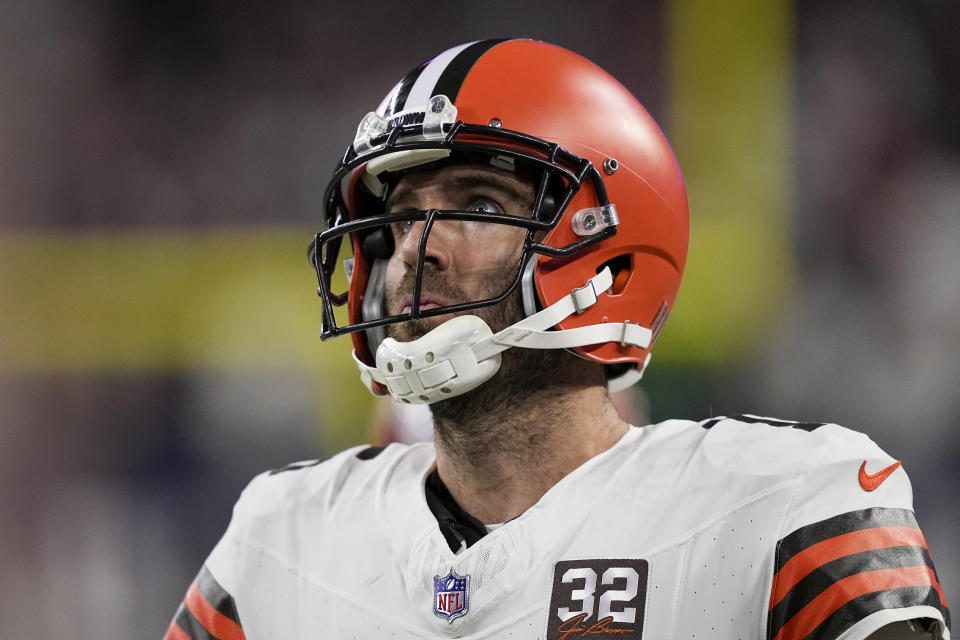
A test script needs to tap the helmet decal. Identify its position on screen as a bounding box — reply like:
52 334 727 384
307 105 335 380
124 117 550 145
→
381 39 509 118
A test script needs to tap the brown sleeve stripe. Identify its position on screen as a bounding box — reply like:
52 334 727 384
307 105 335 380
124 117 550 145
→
767 509 950 640
770 526 930 607
163 616 192 640
774 508 918 573
769 566 946 640
194 565 243 626
768 545 946 638
170 601 217 640
798 586 945 640
185 581 247 640
163 566 246 640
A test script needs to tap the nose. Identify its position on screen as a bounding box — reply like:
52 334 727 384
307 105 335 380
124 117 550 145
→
399 211 453 272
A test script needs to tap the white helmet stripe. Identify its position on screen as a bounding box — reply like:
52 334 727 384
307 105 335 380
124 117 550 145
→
404 41 478 111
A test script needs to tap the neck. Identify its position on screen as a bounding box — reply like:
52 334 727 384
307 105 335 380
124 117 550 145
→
430 353 629 524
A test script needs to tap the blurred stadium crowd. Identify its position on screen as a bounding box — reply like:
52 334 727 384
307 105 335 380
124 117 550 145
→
0 0 956 637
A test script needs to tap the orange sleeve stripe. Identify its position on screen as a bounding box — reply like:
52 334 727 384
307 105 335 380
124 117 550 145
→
770 526 928 608
163 620 191 640
184 582 248 640
771 565 944 640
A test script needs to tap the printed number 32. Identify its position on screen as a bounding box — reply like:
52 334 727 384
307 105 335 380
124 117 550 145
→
558 566 640 623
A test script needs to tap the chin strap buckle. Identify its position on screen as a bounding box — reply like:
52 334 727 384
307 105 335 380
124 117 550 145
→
571 280 599 315
620 320 632 346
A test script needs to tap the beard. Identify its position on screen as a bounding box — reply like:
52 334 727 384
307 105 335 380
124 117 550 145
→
386 265 522 341
385 264 579 449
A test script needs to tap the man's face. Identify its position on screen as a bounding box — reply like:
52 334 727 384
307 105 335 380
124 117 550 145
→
383 163 536 341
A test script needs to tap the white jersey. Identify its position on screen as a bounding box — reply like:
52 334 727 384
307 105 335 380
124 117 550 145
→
164 416 950 640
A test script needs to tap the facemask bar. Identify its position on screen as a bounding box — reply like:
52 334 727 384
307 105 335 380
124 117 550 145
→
309 120 615 340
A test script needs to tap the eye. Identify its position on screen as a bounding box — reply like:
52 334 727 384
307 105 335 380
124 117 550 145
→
466 197 503 214
389 219 416 239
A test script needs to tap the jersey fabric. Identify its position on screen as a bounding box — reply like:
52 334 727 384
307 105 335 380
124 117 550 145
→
164 416 950 640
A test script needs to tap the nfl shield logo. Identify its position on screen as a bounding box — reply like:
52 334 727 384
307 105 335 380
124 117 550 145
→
433 569 470 623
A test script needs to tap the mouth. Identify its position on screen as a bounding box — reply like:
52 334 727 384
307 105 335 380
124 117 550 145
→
399 297 445 316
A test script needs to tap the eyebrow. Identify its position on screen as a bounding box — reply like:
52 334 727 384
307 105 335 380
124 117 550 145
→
386 173 534 212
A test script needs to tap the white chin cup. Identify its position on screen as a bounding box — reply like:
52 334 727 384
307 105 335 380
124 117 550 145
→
374 315 501 404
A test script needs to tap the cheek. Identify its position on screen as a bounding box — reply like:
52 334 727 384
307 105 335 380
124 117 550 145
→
384 253 405 292
488 227 526 263
456 228 526 279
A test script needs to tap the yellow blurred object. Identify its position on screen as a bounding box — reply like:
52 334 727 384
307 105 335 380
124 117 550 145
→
664 0 795 363
0 227 374 450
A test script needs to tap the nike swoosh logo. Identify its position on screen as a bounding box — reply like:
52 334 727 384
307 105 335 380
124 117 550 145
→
858 460 901 491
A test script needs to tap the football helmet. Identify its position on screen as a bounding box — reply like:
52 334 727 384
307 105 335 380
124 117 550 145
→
310 38 688 403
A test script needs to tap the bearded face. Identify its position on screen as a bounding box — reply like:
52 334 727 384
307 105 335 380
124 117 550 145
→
378 163 585 427
381 163 535 341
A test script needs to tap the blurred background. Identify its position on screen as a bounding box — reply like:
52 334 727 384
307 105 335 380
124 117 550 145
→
0 0 956 636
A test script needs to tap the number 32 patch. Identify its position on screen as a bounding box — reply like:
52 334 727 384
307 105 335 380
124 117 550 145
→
546 559 648 640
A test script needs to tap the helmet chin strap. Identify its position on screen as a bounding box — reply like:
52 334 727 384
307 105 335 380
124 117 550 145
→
352 267 653 404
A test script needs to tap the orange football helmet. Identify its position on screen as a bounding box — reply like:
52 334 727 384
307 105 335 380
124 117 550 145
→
311 38 688 401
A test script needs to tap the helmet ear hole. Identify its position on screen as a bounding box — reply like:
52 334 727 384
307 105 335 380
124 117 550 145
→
361 227 395 260
536 193 555 221
600 254 633 294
